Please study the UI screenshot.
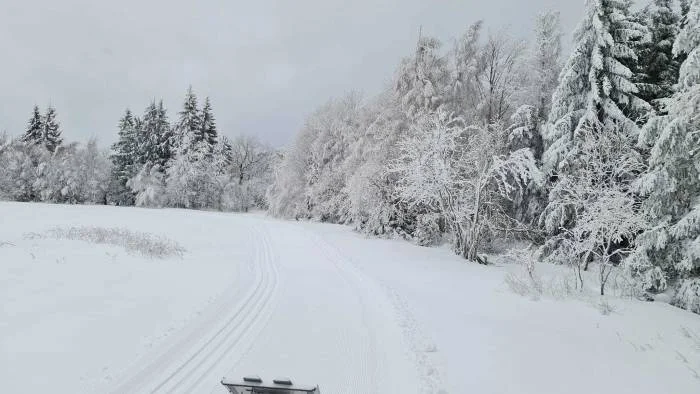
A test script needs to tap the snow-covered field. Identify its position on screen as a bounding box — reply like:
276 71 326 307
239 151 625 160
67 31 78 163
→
1 202 699 394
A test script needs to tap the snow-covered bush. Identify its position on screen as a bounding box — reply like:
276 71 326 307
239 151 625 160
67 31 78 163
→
0 140 48 201
597 297 617 316
541 123 647 295
165 143 220 210
128 163 166 208
0 138 109 204
222 181 253 212
673 278 700 314
392 109 541 261
505 271 539 299
413 213 442 247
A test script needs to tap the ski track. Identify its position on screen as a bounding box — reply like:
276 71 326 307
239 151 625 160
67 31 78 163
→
110 221 279 394
109 218 421 394
309 229 446 393
180 223 280 394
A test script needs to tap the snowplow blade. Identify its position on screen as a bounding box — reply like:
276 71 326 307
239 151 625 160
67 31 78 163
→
221 375 320 393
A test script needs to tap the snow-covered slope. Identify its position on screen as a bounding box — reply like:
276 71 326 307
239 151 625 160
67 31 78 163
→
1 202 698 393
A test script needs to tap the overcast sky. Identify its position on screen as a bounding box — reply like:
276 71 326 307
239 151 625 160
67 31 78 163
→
0 0 587 147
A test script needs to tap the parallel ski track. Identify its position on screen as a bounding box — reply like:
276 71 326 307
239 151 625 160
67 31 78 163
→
177 224 279 393
111 222 279 394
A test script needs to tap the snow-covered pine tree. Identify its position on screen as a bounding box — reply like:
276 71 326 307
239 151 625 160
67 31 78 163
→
632 0 700 313
541 0 651 233
200 97 218 150
22 106 44 147
42 106 63 153
636 0 682 109
174 86 202 155
108 109 138 205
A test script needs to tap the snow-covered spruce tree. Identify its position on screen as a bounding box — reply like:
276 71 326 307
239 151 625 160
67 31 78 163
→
139 100 174 169
200 97 218 149
502 13 562 229
636 0 682 109
505 106 547 229
22 105 63 153
174 86 202 155
391 109 541 261
108 109 139 205
632 0 700 313
22 106 44 147
42 106 63 153
541 0 651 233
137 102 159 165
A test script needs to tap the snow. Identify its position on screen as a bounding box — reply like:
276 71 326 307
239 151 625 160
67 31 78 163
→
1 202 700 393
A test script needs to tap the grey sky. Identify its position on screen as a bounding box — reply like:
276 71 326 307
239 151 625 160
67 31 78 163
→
0 0 586 147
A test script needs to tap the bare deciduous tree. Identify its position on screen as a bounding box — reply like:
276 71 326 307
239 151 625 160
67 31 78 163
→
230 135 272 186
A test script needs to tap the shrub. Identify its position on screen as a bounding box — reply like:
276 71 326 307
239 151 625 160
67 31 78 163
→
25 226 185 259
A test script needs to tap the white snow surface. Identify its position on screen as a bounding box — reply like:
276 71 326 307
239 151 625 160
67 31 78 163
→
1 202 699 393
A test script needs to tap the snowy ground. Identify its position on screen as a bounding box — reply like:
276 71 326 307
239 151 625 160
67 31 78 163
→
1 202 699 393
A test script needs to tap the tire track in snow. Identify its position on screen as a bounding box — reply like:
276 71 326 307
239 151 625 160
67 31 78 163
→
110 222 279 394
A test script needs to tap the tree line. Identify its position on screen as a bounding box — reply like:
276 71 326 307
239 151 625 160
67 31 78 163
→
0 87 276 212
267 0 700 313
1 0 698 314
